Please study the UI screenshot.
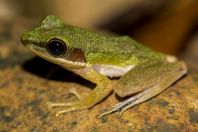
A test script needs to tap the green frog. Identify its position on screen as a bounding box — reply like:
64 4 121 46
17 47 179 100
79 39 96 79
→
21 15 187 118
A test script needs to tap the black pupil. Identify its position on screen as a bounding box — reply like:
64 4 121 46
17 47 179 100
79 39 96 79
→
47 39 66 56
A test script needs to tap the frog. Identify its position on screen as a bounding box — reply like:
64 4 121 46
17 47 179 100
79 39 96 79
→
21 15 187 118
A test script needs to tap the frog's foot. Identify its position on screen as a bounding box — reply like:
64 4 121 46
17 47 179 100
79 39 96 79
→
47 101 90 117
98 94 138 118
47 88 83 116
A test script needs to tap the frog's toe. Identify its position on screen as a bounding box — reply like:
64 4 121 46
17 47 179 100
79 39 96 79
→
47 101 75 108
99 108 117 118
55 107 77 117
98 103 125 118
47 101 90 116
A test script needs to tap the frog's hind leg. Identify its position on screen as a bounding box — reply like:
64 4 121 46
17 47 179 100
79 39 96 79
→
99 61 187 118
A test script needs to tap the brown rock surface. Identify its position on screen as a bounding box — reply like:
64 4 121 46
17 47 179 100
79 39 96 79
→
0 19 197 132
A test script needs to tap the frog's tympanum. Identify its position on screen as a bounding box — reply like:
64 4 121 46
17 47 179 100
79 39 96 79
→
21 15 187 118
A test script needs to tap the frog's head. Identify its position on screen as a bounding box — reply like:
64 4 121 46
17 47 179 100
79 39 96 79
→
21 15 88 69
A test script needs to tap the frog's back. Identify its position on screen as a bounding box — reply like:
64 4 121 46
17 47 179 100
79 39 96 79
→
64 25 150 54
62 25 166 65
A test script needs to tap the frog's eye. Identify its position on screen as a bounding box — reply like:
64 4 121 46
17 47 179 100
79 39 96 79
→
47 38 67 57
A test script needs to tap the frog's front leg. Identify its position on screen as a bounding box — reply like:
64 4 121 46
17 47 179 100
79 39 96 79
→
99 61 187 118
48 68 113 116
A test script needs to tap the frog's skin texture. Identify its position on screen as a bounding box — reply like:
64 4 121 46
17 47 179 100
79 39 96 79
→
21 15 187 118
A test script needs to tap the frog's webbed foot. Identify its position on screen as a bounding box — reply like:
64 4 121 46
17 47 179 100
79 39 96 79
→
47 88 93 116
47 88 83 116
98 92 140 118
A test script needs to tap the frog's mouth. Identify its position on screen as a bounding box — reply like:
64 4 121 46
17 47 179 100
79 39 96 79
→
25 44 89 69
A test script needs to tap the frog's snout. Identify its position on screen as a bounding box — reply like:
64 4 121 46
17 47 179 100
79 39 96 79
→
21 32 31 46
21 32 34 46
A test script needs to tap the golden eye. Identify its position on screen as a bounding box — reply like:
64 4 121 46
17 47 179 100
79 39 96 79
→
47 38 67 57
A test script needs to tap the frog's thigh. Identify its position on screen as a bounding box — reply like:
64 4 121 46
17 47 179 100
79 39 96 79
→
114 61 187 97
